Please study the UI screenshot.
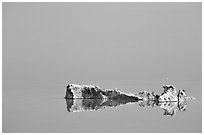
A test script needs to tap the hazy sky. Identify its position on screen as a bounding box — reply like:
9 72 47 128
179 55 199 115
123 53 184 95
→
3 2 202 82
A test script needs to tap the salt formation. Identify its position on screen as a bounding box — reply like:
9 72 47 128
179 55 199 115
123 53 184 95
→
159 85 178 101
64 84 195 101
135 85 195 102
65 84 139 100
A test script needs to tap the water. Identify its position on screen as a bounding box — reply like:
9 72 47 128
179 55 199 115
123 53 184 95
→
2 80 202 133
3 2 201 133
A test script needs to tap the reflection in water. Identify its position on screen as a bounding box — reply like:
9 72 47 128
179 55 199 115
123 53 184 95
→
65 98 188 116
138 100 187 116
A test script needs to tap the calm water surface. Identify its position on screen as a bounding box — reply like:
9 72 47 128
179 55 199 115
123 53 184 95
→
2 80 202 133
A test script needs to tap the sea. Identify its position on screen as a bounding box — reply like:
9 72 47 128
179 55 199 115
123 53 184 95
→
2 79 202 133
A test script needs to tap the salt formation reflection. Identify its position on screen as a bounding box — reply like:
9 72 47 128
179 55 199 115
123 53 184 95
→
65 98 138 112
65 98 188 116
138 99 187 116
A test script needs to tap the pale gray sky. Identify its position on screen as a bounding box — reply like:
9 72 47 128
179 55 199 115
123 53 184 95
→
3 2 202 82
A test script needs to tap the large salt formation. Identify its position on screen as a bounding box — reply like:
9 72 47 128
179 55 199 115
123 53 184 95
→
65 84 139 100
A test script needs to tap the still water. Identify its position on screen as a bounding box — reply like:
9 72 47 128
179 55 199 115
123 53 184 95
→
2 80 202 133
